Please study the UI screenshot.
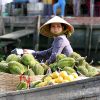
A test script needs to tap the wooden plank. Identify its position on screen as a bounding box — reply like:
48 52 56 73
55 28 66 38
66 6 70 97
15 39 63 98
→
0 41 14 48
0 29 35 40
10 16 38 31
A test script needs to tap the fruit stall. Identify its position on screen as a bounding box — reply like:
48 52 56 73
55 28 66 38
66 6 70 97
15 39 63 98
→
0 52 100 100
0 16 100 100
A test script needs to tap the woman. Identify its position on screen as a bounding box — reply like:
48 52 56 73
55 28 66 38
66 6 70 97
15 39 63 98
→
24 16 74 65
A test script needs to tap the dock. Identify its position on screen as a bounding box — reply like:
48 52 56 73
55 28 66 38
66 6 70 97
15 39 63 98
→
0 16 40 53
0 16 100 62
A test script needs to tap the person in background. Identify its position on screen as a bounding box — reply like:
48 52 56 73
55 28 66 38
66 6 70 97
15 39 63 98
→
53 0 66 17
73 0 81 16
24 16 74 65
42 0 53 16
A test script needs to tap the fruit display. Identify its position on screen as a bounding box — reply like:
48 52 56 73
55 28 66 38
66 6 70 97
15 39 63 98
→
0 52 100 91
0 54 45 75
29 71 81 88
49 53 100 77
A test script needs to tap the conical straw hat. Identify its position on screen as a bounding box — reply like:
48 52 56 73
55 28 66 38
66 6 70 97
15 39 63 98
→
40 16 74 38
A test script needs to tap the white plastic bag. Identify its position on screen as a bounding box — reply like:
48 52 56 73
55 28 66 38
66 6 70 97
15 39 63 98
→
11 48 35 55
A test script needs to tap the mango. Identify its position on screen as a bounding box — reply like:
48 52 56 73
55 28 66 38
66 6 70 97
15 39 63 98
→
36 81 48 87
62 80 69 83
43 75 52 82
50 71 59 79
59 71 68 79
54 76 63 83
64 75 74 81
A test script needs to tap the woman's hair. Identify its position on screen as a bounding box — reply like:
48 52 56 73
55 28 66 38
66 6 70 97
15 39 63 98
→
61 23 67 30
49 23 67 30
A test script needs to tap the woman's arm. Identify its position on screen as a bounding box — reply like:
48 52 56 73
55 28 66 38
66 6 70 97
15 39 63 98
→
47 37 65 64
47 36 73 64
32 47 52 62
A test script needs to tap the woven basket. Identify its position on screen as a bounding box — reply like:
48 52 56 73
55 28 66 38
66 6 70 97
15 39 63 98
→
0 72 44 92
0 72 20 92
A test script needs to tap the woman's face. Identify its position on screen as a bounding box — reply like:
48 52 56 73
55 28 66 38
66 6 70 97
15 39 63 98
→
50 23 63 36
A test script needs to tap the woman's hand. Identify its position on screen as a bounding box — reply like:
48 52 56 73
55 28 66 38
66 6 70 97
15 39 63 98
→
23 49 29 54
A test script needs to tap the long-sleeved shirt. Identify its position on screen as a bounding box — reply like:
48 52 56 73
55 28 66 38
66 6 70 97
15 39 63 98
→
33 35 73 64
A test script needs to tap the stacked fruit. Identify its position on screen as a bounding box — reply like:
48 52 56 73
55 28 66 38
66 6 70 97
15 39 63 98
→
30 71 79 88
0 52 100 91
49 52 100 77
0 54 48 75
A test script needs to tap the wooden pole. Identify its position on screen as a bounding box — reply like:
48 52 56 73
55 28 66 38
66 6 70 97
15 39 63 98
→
88 0 94 60
35 15 41 51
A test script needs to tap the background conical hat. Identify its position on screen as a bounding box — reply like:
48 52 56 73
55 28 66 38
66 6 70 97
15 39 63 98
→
40 16 74 38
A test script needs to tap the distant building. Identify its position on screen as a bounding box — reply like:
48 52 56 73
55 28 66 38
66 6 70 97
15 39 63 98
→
2 0 100 17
